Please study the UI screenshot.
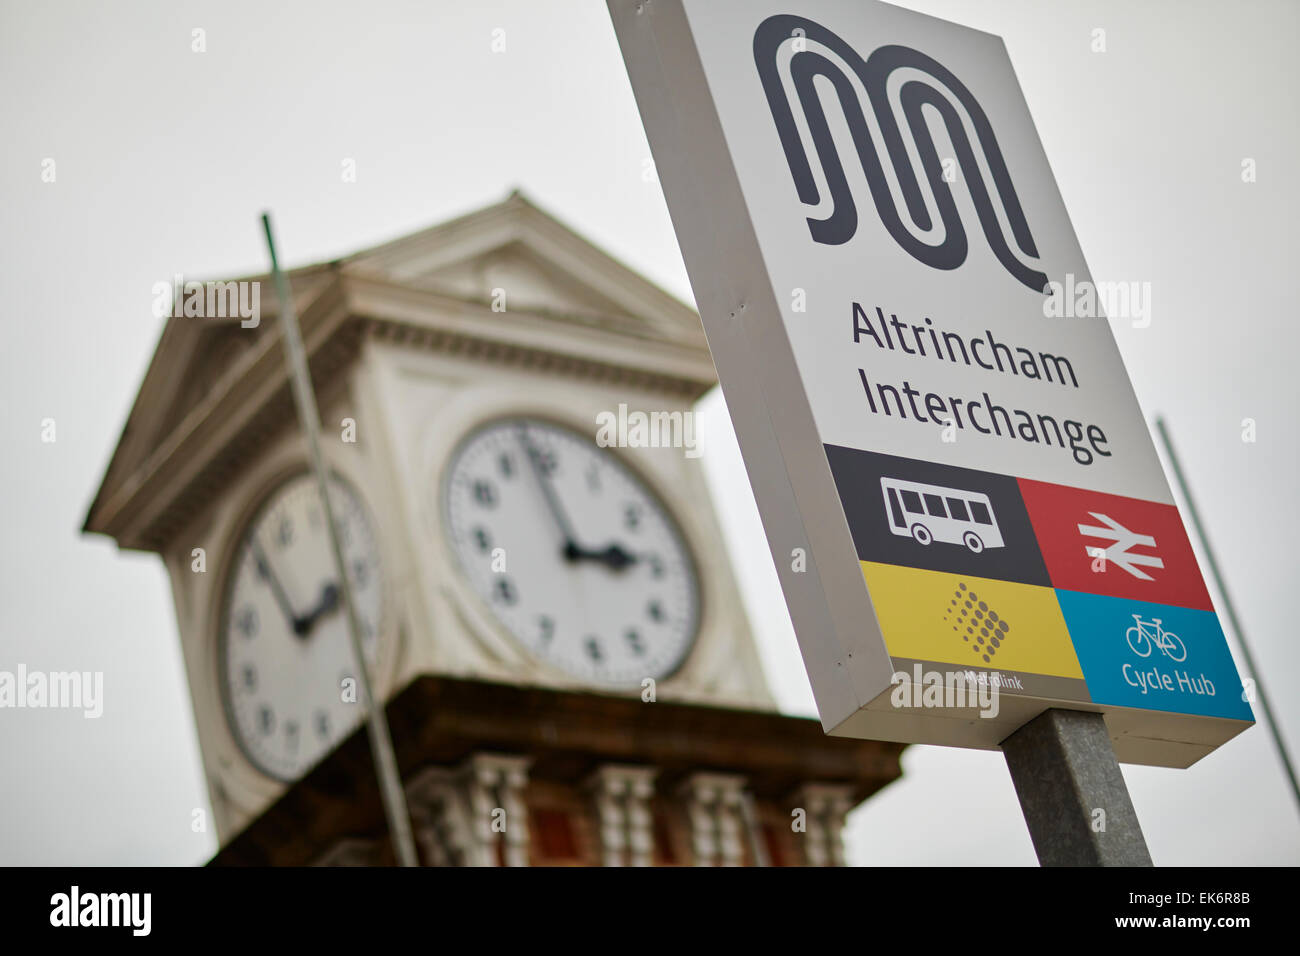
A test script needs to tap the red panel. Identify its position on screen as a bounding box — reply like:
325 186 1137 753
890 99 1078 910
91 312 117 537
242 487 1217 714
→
1017 478 1213 611
532 808 579 862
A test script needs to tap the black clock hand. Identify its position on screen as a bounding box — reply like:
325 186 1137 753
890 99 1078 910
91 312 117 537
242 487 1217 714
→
516 424 581 554
251 538 305 631
514 424 639 572
295 583 340 637
564 541 639 572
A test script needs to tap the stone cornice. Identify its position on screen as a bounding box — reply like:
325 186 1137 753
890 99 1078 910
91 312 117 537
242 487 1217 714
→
87 273 718 553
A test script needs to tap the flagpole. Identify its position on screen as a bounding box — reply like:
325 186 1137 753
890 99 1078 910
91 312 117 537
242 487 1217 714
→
1155 417 1300 815
260 212 420 866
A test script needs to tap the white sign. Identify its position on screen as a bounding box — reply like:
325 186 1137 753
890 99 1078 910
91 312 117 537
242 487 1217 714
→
609 0 1252 766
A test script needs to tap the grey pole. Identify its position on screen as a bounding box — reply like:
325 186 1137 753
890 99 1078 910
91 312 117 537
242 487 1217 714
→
1155 417 1300 814
1001 709 1153 866
260 213 420 867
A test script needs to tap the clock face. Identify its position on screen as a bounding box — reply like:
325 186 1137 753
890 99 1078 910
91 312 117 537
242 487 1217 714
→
218 472 386 782
443 417 701 687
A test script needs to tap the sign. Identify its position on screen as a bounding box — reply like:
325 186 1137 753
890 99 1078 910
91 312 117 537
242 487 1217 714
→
608 0 1253 766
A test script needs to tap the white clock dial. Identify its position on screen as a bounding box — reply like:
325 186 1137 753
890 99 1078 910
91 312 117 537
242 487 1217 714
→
218 472 386 782
443 417 701 687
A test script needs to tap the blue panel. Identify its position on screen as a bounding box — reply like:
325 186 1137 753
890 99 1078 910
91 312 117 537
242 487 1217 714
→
1055 590 1254 721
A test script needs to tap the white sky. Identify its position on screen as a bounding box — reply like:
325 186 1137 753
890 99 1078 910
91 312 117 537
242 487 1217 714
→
1 0 1297 865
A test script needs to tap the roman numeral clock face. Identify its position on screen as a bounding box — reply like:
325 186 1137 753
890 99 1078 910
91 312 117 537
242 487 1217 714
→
443 418 701 688
218 473 386 782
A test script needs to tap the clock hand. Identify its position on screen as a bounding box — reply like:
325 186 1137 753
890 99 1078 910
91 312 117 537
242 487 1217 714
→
564 542 639 572
295 582 341 637
516 424 581 554
514 425 639 572
250 538 306 631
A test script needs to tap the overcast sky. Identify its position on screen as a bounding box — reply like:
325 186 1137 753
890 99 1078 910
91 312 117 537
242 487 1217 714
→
2 0 1297 865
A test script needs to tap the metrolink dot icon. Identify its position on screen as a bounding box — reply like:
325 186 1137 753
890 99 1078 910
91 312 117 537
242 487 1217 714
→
943 582 1013 665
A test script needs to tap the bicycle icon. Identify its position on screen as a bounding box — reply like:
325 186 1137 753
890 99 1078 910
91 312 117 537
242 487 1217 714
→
1125 614 1186 662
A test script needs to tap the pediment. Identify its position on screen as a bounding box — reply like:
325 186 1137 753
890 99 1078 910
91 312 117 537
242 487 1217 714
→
393 240 632 321
83 190 713 547
340 191 705 346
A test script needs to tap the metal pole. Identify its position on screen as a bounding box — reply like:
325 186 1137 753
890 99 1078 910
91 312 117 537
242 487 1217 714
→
1001 709 1153 866
1155 417 1300 815
260 213 420 867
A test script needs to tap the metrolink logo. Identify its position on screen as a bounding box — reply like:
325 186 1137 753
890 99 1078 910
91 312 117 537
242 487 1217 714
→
753 15 1048 292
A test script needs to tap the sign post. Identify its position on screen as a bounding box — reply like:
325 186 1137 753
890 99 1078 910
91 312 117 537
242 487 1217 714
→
1002 709 1152 866
608 0 1253 863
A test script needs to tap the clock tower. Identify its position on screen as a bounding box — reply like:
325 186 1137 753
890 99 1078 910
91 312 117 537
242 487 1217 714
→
84 191 904 865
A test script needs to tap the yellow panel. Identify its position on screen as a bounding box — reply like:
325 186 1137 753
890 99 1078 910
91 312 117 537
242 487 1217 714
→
861 562 1084 679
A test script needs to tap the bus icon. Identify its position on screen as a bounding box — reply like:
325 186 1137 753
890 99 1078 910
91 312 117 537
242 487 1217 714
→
880 477 1005 554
